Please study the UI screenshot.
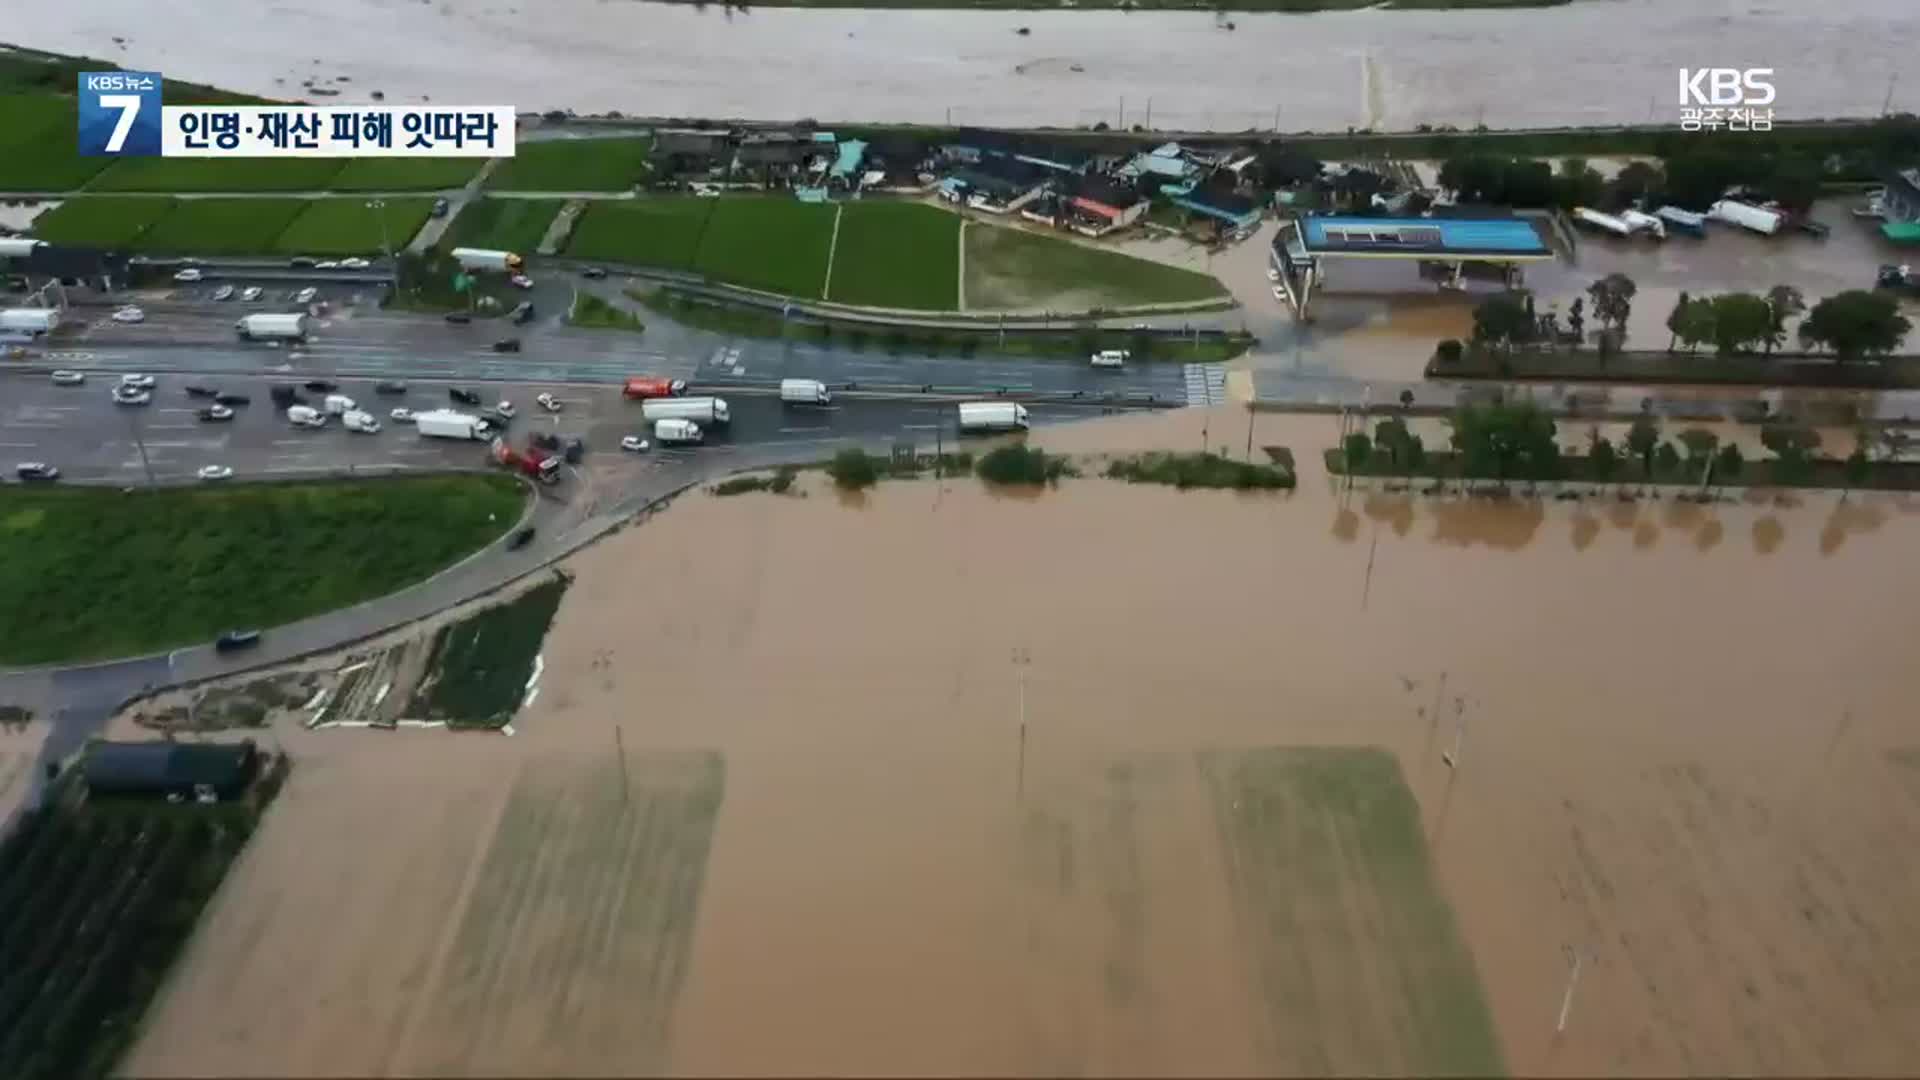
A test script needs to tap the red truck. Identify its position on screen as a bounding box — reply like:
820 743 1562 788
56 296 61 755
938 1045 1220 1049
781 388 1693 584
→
491 437 560 484
623 376 689 400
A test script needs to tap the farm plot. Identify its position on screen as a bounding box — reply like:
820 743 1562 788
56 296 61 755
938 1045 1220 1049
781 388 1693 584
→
132 197 309 255
1199 746 1502 1076
26 196 175 249
564 197 713 271
0 786 269 1079
274 197 436 255
488 136 652 192
329 157 481 192
694 198 835 299
444 196 566 254
90 156 345 193
408 573 570 728
964 221 1228 311
0 95 112 191
826 200 960 310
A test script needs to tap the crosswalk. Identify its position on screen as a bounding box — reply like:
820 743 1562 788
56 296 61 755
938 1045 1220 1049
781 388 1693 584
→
1183 364 1227 407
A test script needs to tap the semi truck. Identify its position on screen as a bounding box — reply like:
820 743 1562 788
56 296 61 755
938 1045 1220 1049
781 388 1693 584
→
0 308 59 335
779 378 831 405
623 376 688 400
653 418 704 445
235 313 310 341
450 247 525 273
491 437 560 483
414 409 494 440
641 396 729 425
1571 207 1633 238
1655 206 1708 236
957 401 1030 433
1709 200 1784 236
1618 209 1667 239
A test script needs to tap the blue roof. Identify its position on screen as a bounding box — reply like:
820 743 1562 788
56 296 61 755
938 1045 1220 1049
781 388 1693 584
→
831 139 867 179
1300 215 1550 258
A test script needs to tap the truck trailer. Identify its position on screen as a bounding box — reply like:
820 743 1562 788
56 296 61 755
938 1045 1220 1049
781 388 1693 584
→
1655 206 1708 236
414 409 495 440
1572 208 1633 238
623 376 689 400
0 308 59 335
0 238 47 259
1709 200 1784 236
641 396 730 425
1619 209 1667 239
779 378 831 405
235 313 310 341
957 401 1030 433
450 247 525 273
491 437 560 483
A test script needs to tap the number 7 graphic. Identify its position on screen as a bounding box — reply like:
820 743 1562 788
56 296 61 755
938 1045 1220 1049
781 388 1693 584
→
98 94 143 153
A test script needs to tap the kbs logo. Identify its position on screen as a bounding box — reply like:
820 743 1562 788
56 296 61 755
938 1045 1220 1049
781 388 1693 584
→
1678 68 1775 107
77 71 164 156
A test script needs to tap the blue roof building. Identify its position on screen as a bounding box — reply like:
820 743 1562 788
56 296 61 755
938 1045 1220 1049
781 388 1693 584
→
1298 215 1552 260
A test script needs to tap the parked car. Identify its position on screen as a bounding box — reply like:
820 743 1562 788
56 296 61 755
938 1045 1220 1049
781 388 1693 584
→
213 391 251 406
184 383 218 398
303 379 338 392
444 311 472 325
340 257 371 269
535 392 561 412
621 435 650 452
198 405 235 422
390 407 416 423
111 306 145 323
212 283 235 301
294 286 319 304
197 464 234 481
492 338 521 353
174 268 204 282
580 266 607 279
214 629 261 652
507 526 537 550
375 380 408 395
14 462 59 482
119 373 156 390
449 387 481 406
241 286 264 301
49 370 85 385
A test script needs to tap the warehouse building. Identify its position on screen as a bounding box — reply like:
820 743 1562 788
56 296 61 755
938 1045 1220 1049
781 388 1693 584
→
83 740 259 802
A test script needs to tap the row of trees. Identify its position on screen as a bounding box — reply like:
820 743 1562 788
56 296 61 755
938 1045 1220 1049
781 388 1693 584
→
1470 273 1636 351
1437 144 1828 214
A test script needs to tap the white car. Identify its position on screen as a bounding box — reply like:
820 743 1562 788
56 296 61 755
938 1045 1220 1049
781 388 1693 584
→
313 260 340 270
495 400 515 418
119 373 156 390
111 306 145 323
240 286 263 301
390 407 415 423
212 284 235 301
111 386 151 406
295 287 319 304
202 404 235 421
174 268 204 282
535 392 561 413
49 370 85 385
620 435 650 453
509 274 533 289
340 257 371 269
197 464 234 481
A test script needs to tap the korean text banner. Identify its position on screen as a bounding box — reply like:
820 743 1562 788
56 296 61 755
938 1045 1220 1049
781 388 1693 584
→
159 106 517 157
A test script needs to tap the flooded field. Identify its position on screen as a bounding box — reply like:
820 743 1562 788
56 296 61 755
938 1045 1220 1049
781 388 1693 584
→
10 0 1917 130
123 409 1920 1076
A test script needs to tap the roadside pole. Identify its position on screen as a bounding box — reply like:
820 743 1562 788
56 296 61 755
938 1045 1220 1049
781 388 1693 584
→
367 199 393 263
1012 647 1031 803
124 405 156 489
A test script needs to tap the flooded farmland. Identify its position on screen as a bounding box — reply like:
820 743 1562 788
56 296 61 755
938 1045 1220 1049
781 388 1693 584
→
122 409 1920 1077
11 0 1918 130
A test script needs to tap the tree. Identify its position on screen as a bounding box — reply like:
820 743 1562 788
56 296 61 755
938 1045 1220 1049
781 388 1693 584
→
1798 289 1913 363
1707 292 1773 355
1761 421 1821 486
1665 291 1691 353
1586 273 1638 337
1502 159 1556 208
1373 417 1412 467
1471 291 1534 350
1678 428 1720 476
1589 434 1620 488
1764 284 1805 354
1342 431 1373 473
1403 433 1427 474
1843 446 1871 497
1608 160 1664 209
1439 154 1504 202
1553 157 1605 209
1626 414 1660 480
1654 441 1682 477
826 447 878 490
1677 296 1717 355
1449 400 1558 482
1567 296 1586 342
1762 155 1823 213
1713 442 1744 486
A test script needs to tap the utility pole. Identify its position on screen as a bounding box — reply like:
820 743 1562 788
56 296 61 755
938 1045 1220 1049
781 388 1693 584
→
1272 104 1281 132
1244 403 1255 460
1145 98 1152 131
124 405 156 489
1012 647 1031 801
1555 946 1588 1035
1884 73 1900 116
367 199 392 263
1119 96 1125 129
1442 695 1467 769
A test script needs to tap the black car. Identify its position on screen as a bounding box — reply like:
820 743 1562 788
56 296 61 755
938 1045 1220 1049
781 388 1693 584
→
431 197 451 218
507 526 537 550
270 385 303 407
213 391 251 406
562 436 586 464
449 387 481 406
580 266 607 279
492 338 521 353
510 302 535 325
375 380 408 395
444 311 472 325
486 408 515 427
303 379 337 392
214 629 263 653
184 384 217 398
530 431 560 451
196 406 234 422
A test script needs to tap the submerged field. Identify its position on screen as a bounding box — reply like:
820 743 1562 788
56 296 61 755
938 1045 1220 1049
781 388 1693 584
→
117 409 1920 1076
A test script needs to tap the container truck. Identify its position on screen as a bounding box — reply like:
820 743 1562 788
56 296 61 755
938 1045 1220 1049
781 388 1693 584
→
286 405 325 428
622 376 688 400
450 247 525 273
779 378 831 405
1655 206 1708 236
414 409 494 440
235 313 310 341
491 437 560 483
1619 209 1667 239
1572 207 1633 238
1709 200 1784 236
653 418 704 445
957 401 1030 433
0 238 46 259
641 396 729 425
0 308 59 335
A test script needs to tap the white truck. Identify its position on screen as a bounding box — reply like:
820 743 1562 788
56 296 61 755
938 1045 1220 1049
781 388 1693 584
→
1709 199 1784 236
286 405 325 428
1090 349 1128 368
957 401 1030 433
450 247 525 273
653 418 704 445
0 238 46 259
1619 209 1667 239
323 393 356 416
641 396 730 425
342 409 381 433
0 308 59 335
1572 207 1633 238
779 378 831 406
414 409 494 440
235 313 310 341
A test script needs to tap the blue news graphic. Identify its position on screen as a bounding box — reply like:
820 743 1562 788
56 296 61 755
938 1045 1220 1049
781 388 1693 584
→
77 71 164 157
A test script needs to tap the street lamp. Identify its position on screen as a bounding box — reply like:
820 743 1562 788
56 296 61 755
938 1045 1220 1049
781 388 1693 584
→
365 199 393 263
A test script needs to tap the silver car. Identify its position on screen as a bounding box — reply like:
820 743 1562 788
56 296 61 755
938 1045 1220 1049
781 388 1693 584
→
49 369 85 385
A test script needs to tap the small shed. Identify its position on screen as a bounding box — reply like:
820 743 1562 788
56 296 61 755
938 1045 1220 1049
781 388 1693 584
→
83 740 258 801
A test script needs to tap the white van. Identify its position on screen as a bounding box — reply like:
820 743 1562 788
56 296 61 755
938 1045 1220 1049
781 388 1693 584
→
342 409 381 434
654 418 704 445
779 378 831 406
323 393 356 415
286 405 325 427
1090 349 1128 368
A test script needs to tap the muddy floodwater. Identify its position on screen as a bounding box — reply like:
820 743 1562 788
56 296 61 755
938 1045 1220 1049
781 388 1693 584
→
10 0 1917 130
123 409 1920 1077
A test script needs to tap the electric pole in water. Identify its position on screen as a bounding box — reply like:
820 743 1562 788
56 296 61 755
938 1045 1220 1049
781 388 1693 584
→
1555 946 1589 1035
1012 647 1031 801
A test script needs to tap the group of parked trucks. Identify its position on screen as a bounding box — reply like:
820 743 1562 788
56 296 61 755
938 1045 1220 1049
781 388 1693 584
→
1572 199 1802 242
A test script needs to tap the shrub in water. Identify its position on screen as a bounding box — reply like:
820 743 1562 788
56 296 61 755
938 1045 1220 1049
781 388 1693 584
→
827 448 879 490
